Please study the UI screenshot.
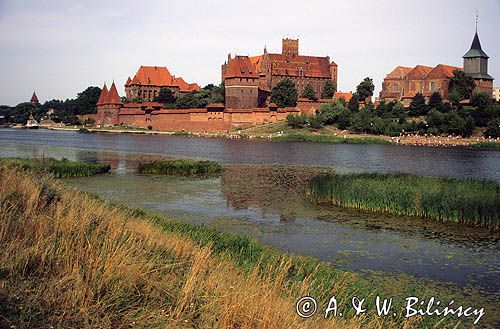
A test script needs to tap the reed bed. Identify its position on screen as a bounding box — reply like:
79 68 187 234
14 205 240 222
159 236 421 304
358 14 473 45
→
137 159 222 176
0 157 110 178
272 133 390 144
308 173 500 230
471 141 500 149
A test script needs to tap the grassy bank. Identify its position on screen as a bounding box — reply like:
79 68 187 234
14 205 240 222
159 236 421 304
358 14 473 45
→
138 159 222 176
0 157 110 178
308 173 500 230
3 166 496 327
471 141 500 149
272 133 390 144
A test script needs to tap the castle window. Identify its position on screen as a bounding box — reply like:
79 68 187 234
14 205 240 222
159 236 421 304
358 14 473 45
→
430 81 436 92
393 84 398 92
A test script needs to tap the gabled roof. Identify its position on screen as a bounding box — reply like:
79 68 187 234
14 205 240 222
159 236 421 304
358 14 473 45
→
30 91 39 103
125 77 132 86
267 53 331 78
406 65 433 80
463 32 489 59
107 82 122 105
131 66 175 86
225 56 259 79
188 83 201 92
385 66 413 79
425 64 462 79
249 55 263 72
97 84 108 105
174 76 190 92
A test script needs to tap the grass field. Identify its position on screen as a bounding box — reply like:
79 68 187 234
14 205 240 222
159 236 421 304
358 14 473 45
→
471 141 500 149
308 172 500 230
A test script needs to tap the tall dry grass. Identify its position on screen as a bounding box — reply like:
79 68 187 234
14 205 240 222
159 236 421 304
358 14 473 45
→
0 166 409 328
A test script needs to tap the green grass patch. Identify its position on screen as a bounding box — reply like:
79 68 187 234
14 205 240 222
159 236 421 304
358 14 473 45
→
272 133 390 144
471 141 500 149
137 159 222 176
0 157 110 178
173 131 191 136
307 172 500 230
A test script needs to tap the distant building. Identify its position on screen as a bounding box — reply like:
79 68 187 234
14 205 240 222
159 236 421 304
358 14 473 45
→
493 87 500 101
221 39 338 109
380 28 494 104
30 91 39 105
124 66 201 102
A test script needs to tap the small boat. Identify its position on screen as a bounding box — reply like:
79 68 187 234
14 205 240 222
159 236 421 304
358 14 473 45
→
26 113 39 129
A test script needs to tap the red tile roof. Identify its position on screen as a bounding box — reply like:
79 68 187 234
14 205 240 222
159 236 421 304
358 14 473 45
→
97 84 108 105
107 82 122 105
333 91 353 102
128 65 200 92
267 53 331 78
125 77 132 86
405 65 433 80
425 64 463 79
225 56 259 79
385 66 413 79
188 83 201 92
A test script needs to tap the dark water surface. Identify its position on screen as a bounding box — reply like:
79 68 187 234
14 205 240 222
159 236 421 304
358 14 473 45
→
1 128 499 294
1 128 500 180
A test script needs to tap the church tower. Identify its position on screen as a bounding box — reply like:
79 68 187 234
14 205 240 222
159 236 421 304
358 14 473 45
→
463 25 494 95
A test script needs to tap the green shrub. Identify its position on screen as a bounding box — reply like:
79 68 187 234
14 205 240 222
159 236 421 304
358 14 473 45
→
137 159 222 176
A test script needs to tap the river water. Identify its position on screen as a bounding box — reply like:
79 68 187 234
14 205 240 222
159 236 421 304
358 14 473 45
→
1 128 499 295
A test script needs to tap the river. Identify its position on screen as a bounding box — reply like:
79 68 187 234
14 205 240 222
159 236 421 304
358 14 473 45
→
1 128 499 296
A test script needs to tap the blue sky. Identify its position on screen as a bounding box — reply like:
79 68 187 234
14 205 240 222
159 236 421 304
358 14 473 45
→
0 0 499 105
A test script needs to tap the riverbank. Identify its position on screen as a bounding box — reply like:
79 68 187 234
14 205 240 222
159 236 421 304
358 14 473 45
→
40 123 500 149
0 166 497 327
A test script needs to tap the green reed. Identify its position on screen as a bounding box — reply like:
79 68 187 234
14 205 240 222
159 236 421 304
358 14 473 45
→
272 133 390 144
307 173 500 230
137 159 222 176
0 157 111 178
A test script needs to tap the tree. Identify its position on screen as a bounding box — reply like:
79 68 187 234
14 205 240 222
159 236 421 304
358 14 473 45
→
316 100 348 125
355 77 375 101
448 70 475 100
155 88 175 104
321 80 336 98
408 93 427 116
271 78 298 107
484 118 500 138
428 92 443 112
308 115 323 130
348 93 359 111
301 83 318 101
75 86 101 115
471 92 493 110
286 113 308 129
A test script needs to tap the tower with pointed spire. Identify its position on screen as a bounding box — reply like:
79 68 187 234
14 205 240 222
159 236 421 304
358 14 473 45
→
463 19 494 95
30 91 39 105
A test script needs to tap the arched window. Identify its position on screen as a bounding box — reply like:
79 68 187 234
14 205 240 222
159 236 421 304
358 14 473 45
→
393 84 399 92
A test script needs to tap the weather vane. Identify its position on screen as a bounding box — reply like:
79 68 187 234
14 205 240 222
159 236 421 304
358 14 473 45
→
475 10 479 32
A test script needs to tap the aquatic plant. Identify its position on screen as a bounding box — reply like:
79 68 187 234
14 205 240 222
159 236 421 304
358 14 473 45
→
272 133 390 144
471 141 500 149
0 157 110 178
137 159 222 176
307 173 500 230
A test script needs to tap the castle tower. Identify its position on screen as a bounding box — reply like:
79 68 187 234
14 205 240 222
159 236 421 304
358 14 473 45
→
30 91 39 105
463 26 494 95
282 38 299 56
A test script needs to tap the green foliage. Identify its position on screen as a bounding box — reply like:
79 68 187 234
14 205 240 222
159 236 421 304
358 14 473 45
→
355 77 374 100
427 92 443 112
307 114 323 130
155 88 175 104
272 134 389 144
448 70 476 100
308 173 500 230
203 83 225 104
0 157 110 178
321 80 336 98
285 113 308 129
426 109 475 137
348 93 359 111
137 159 222 176
316 100 348 125
301 83 317 101
408 93 428 116
74 86 101 115
484 119 500 138
270 78 298 107
471 141 500 149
